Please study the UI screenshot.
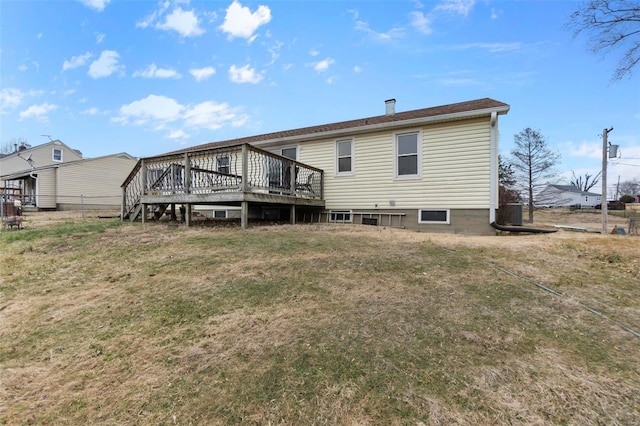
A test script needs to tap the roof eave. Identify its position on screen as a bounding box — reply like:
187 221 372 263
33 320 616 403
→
253 105 510 147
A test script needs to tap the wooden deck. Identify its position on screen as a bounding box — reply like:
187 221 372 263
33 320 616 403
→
122 143 324 228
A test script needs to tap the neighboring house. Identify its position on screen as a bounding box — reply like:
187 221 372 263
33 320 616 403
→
1 140 137 211
537 184 601 208
124 98 510 235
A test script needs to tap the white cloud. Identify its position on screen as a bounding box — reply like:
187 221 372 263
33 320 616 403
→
18 65 28 72
183 101 238 130
113 94 249 134
311 58 335 73
491 8 499 19
19 103 57 121
189 66 216 81
81 107 101 115
136 1 171 29
309 48 319 57
266 41 283 66
168 129 190 139
0 88 24 113
88 50 123 78
133 63 181 79
355 20 405 42
219 0 271 40
62 52 93 71
157 7 204 37
228 64 263 84
410 11 432 35
353 66 363 73
96 32 106 43
78 0 111 12
434 0 475 17
568 141 602 159
116 95 184 125
449 42 522 53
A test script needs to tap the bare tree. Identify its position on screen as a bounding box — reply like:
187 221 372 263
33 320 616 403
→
619 177 640 196
570 170 602 191
510 128 561 223
1 137 30 155
568 0 640 80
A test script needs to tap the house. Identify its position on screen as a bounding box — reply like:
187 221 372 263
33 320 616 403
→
537 185 601 208
123 98 510 235
1 140 137 211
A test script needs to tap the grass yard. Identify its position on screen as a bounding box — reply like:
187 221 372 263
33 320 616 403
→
1 211 639 425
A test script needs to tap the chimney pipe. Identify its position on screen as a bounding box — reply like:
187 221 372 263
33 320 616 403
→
385 99 396 116
18 144 27 151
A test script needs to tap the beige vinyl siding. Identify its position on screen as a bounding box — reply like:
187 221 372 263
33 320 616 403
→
0 143 83 176
297 117 492 210
57 155 137 207
36 168 57 208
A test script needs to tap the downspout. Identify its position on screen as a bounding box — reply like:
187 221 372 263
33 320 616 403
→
30 172 37 208
489 111 498 224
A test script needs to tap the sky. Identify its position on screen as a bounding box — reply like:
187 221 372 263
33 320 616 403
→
1 0 639 195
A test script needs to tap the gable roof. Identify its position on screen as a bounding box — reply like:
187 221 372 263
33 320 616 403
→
162 98 509 157
0 139 83 161
548 185 600 196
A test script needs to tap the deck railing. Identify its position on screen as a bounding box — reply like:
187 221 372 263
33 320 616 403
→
121 143 323 219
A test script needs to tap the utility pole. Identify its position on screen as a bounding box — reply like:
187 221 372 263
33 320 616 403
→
601 127 613 234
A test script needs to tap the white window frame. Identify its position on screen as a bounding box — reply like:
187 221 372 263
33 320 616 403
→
418 209 450 224
394 130 421 180
329 210 353 223
335 138 354 176
276 145 298 161
52 148 63 162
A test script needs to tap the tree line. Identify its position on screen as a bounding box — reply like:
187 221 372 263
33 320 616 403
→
500 127 639 224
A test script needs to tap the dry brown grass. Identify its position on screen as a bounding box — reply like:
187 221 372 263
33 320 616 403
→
1 209 639 425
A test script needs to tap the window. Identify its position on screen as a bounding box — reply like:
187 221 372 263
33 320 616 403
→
216 155 230 174
52 148 63 162
329 210 352 223
419 209 450 224
213 210 227 219
395 132 420 178
336 139 353 174
281 147 297 160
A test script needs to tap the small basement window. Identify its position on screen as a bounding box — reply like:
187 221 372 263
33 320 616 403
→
418 209 450 224
213 210 227 219
329 210 352 223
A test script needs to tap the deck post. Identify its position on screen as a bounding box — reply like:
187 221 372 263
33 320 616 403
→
290 204 296 225
170 204 176 221
241 200 248 229
184 153 191 194
121 187 126 221
141 204 146 223
186 204 191 227
241 144 249 193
